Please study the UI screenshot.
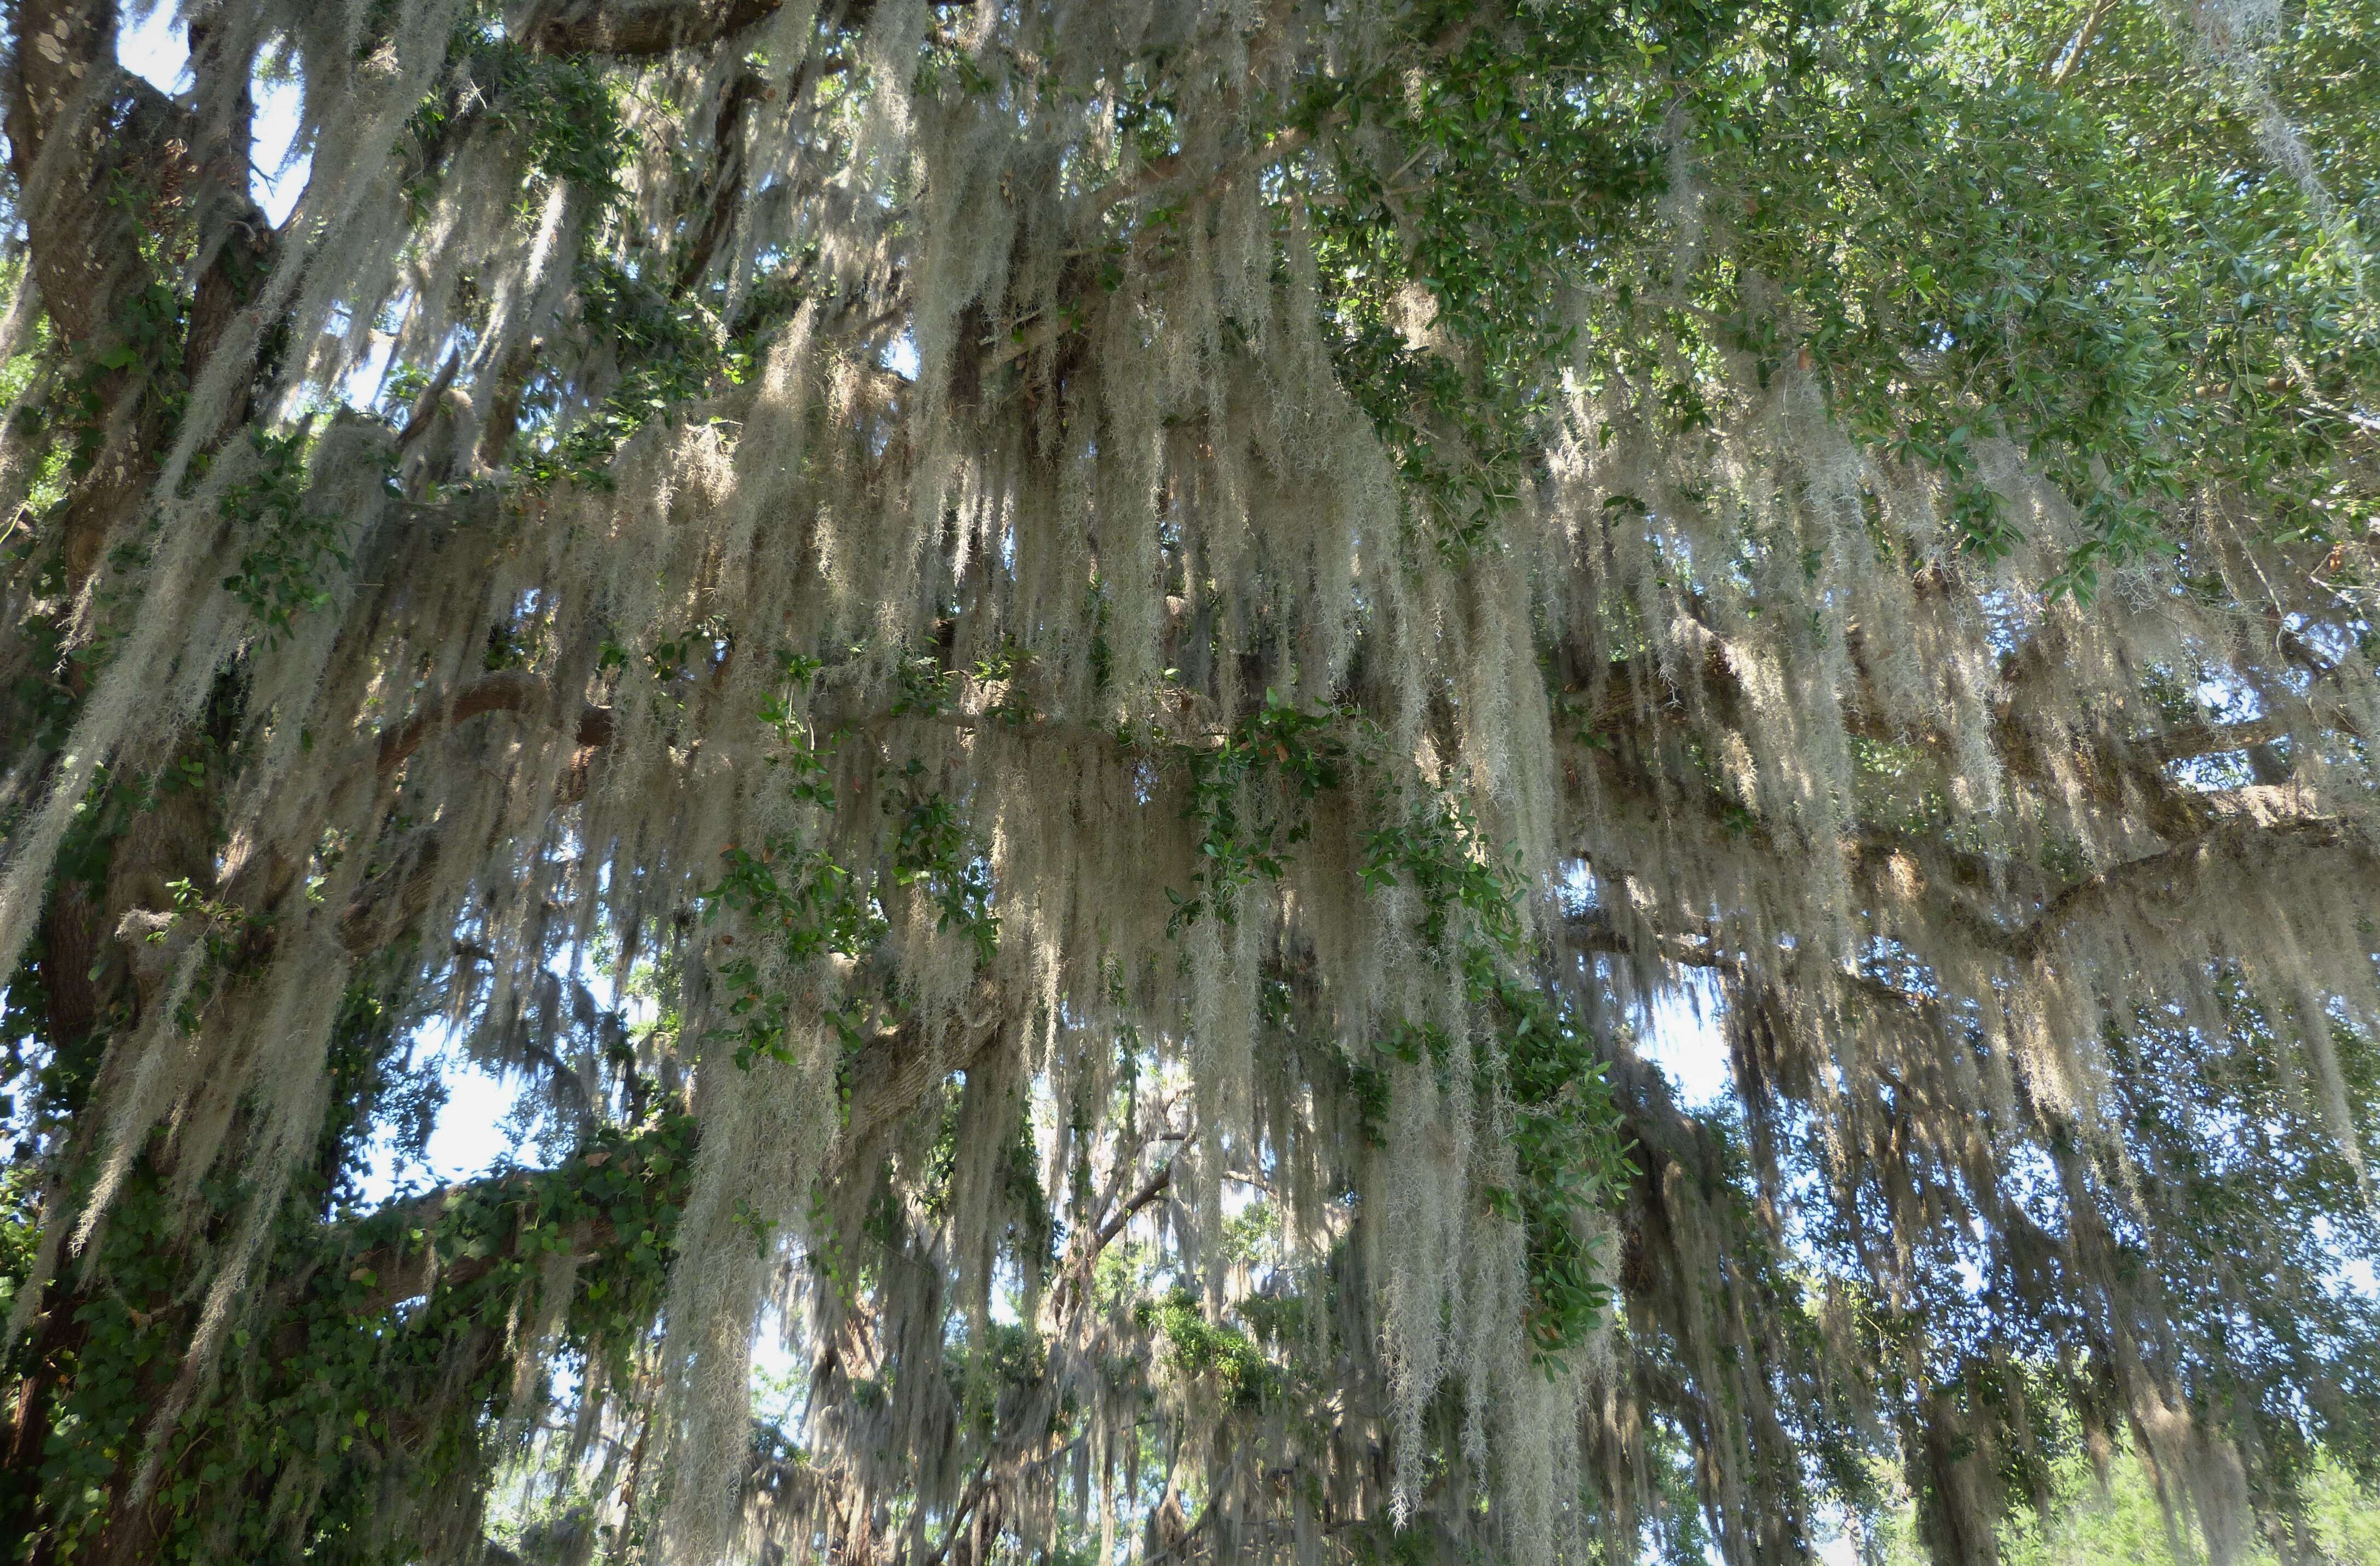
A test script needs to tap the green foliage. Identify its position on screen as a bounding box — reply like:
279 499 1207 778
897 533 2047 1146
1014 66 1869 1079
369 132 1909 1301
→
66 281 184 477
1135 1286 1279 1408
1168 689 1349 930
410 16 638 212
1869 1444 2380 1565
888 643 962 718
1166 696 1632 1364
1681 0 2380 591
704 836 884 1067
513 260 754 489
1283 0 2379 591
704 656 1002 1070
217 426 350 647
888 770 1001 969
1296 0 1744 555
0 608 84 763
1363 789 1632 1362
5 978 694 1564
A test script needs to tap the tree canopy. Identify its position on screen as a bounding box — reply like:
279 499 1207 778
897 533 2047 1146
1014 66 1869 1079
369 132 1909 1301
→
0 0 2377 1561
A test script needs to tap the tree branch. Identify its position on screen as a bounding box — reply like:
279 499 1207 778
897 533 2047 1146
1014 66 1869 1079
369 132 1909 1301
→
517 0 789 57
1042 1159 1173 1324
2047 0 2119 88
518 0 971 57
375 670 614 775
2010 813 2368 962
2135 714 2293 767
337 993 1012 1319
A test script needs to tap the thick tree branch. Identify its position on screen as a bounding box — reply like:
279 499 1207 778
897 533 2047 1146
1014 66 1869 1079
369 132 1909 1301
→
375 671 615 775
1043 1158 1174 1323
517 0 787 56
517 0 970 57
2010 812 2368 962
339 995 1012 1316
1570 809 2376 1009
2136 713 2293 767
673 70 771 293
